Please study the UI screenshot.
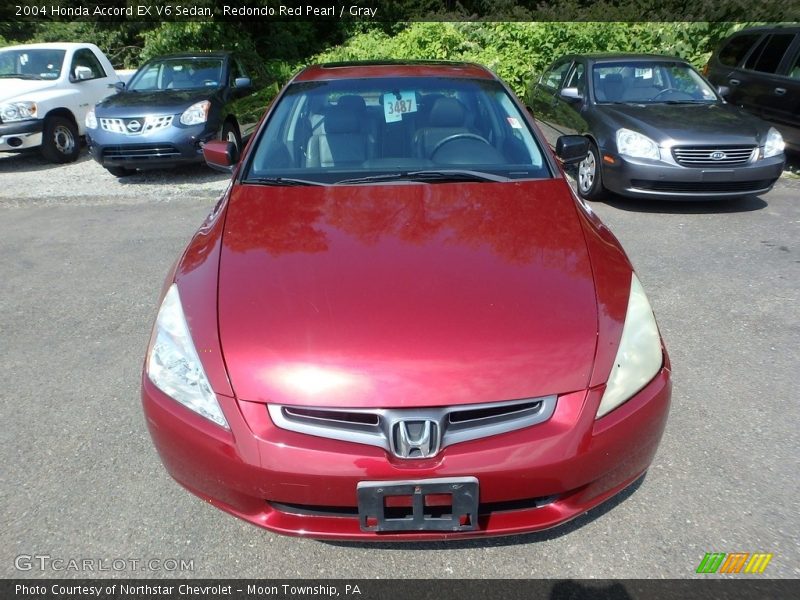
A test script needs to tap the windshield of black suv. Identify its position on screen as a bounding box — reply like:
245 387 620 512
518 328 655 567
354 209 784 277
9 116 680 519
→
592 61 719 104
128 57 225 91
245 77 551 185
0 49 66 80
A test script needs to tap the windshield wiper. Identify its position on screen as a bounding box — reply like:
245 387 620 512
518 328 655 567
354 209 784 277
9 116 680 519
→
656 100 715 104
242 176 325 187
335 169 510 185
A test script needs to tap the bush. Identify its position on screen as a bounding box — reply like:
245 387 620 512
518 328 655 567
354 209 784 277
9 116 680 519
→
312 22 753 98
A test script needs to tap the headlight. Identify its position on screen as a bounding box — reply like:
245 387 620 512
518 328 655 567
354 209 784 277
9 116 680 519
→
616 128 660 160
180 100 210 126
763 127 785 159
597 274 663 418
146 284 228 428
0 101 37 122
85 108 97 129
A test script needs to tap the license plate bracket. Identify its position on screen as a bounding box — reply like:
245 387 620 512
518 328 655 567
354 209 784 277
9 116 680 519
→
357 477 479 532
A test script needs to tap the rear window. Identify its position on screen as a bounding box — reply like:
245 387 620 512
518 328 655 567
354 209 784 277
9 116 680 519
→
718 34 761 67
744 34 795 74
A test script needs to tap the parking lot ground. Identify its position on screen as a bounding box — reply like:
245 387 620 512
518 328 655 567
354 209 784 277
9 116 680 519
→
0 150 798 578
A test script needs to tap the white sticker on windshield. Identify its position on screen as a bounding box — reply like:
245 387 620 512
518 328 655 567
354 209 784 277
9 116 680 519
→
635 68 653 80
384 91 417 123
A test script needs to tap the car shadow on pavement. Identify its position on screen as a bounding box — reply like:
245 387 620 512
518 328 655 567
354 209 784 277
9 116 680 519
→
0 148 95 173
114 163 230 186
597 193 768 215
320 474 646 550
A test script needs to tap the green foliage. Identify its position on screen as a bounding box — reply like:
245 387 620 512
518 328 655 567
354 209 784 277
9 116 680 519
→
312 21 758 98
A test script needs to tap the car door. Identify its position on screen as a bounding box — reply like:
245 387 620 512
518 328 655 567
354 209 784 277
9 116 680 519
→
68 48 117 130
548 61 590 139
528 58 573 148
768 41 800 149
728 32 796 121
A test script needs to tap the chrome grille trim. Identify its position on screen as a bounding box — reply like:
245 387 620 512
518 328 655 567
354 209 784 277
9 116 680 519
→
672 146 756 167
100 115 174 135
267 396 557 458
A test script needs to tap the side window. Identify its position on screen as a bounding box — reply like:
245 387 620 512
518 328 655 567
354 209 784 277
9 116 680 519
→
541 61 572 90
565 63 585 93
718 34 761 67
70 49 106 81
788 52 800 80
229 59 247 86
744 34 795 74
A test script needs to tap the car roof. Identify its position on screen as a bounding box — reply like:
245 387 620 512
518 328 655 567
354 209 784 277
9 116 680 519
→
0 42 100 51
294 60 497 82
728 24 800 35
568 53 687 63
147 52 231 60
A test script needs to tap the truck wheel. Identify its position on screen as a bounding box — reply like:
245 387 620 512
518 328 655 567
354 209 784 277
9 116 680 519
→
106 166 134 177
41 115 80 163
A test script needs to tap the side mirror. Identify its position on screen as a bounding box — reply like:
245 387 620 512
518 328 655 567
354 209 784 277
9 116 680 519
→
716 85 730 99
74 66 93 81
203 140 238 172
234 77 252 89
559 87 583 102
112 81 126 91
555 135 589 164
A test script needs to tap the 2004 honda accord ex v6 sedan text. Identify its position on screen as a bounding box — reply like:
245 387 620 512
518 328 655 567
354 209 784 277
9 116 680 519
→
141 61 672 540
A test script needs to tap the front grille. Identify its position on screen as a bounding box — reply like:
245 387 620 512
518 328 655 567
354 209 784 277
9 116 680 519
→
102 144 180 161
672 145 756 167
267 396 557 459
100 115 173 135
630 179 773 194
268 495 558 518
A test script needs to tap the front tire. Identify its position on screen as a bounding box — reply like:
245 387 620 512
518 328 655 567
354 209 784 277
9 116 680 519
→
41 116 80 163
221 121 242 158
577 141 605 201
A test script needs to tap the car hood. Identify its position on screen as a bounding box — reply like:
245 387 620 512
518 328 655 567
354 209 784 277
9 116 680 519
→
598 103 770 146
0 78 57 103
95 88 217 117
216 179 599 408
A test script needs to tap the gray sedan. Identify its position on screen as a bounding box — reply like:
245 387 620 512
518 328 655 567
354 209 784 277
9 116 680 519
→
527 53 785 200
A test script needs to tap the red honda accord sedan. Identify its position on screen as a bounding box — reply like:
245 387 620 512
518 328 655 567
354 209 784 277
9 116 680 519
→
142 61 671 540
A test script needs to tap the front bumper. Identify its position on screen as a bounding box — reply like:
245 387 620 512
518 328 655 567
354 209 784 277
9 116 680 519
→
142 361 672 541
601 151 785 199
86 122 215 170
0 119 44 152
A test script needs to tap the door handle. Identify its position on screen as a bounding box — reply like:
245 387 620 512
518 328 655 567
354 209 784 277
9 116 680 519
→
729 78 741 86
774 87 787 96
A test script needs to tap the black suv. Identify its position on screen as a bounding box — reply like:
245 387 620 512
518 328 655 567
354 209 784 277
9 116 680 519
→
705 25 800 152
86 52 256 177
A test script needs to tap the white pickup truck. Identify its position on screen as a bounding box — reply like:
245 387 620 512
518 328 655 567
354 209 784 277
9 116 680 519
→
0 42 129 162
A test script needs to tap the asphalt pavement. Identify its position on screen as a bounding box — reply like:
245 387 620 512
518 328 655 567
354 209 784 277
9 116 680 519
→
0 150 797 578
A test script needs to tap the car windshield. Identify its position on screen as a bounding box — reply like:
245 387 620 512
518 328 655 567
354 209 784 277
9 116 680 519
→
245 76 551 185
0 48 66 80
592 61 719 104
128 57 224 91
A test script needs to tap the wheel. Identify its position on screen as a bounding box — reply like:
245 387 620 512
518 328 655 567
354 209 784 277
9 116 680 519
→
41 115 80 163
576 141 605 201
105 166 134 177
221 121 242 158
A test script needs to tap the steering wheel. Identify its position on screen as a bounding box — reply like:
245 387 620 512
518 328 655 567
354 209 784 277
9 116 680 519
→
430 133 491 157
652 88 679 99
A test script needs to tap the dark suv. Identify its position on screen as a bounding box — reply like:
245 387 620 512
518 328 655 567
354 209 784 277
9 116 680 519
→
705 25 800 152
86 52 255 177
